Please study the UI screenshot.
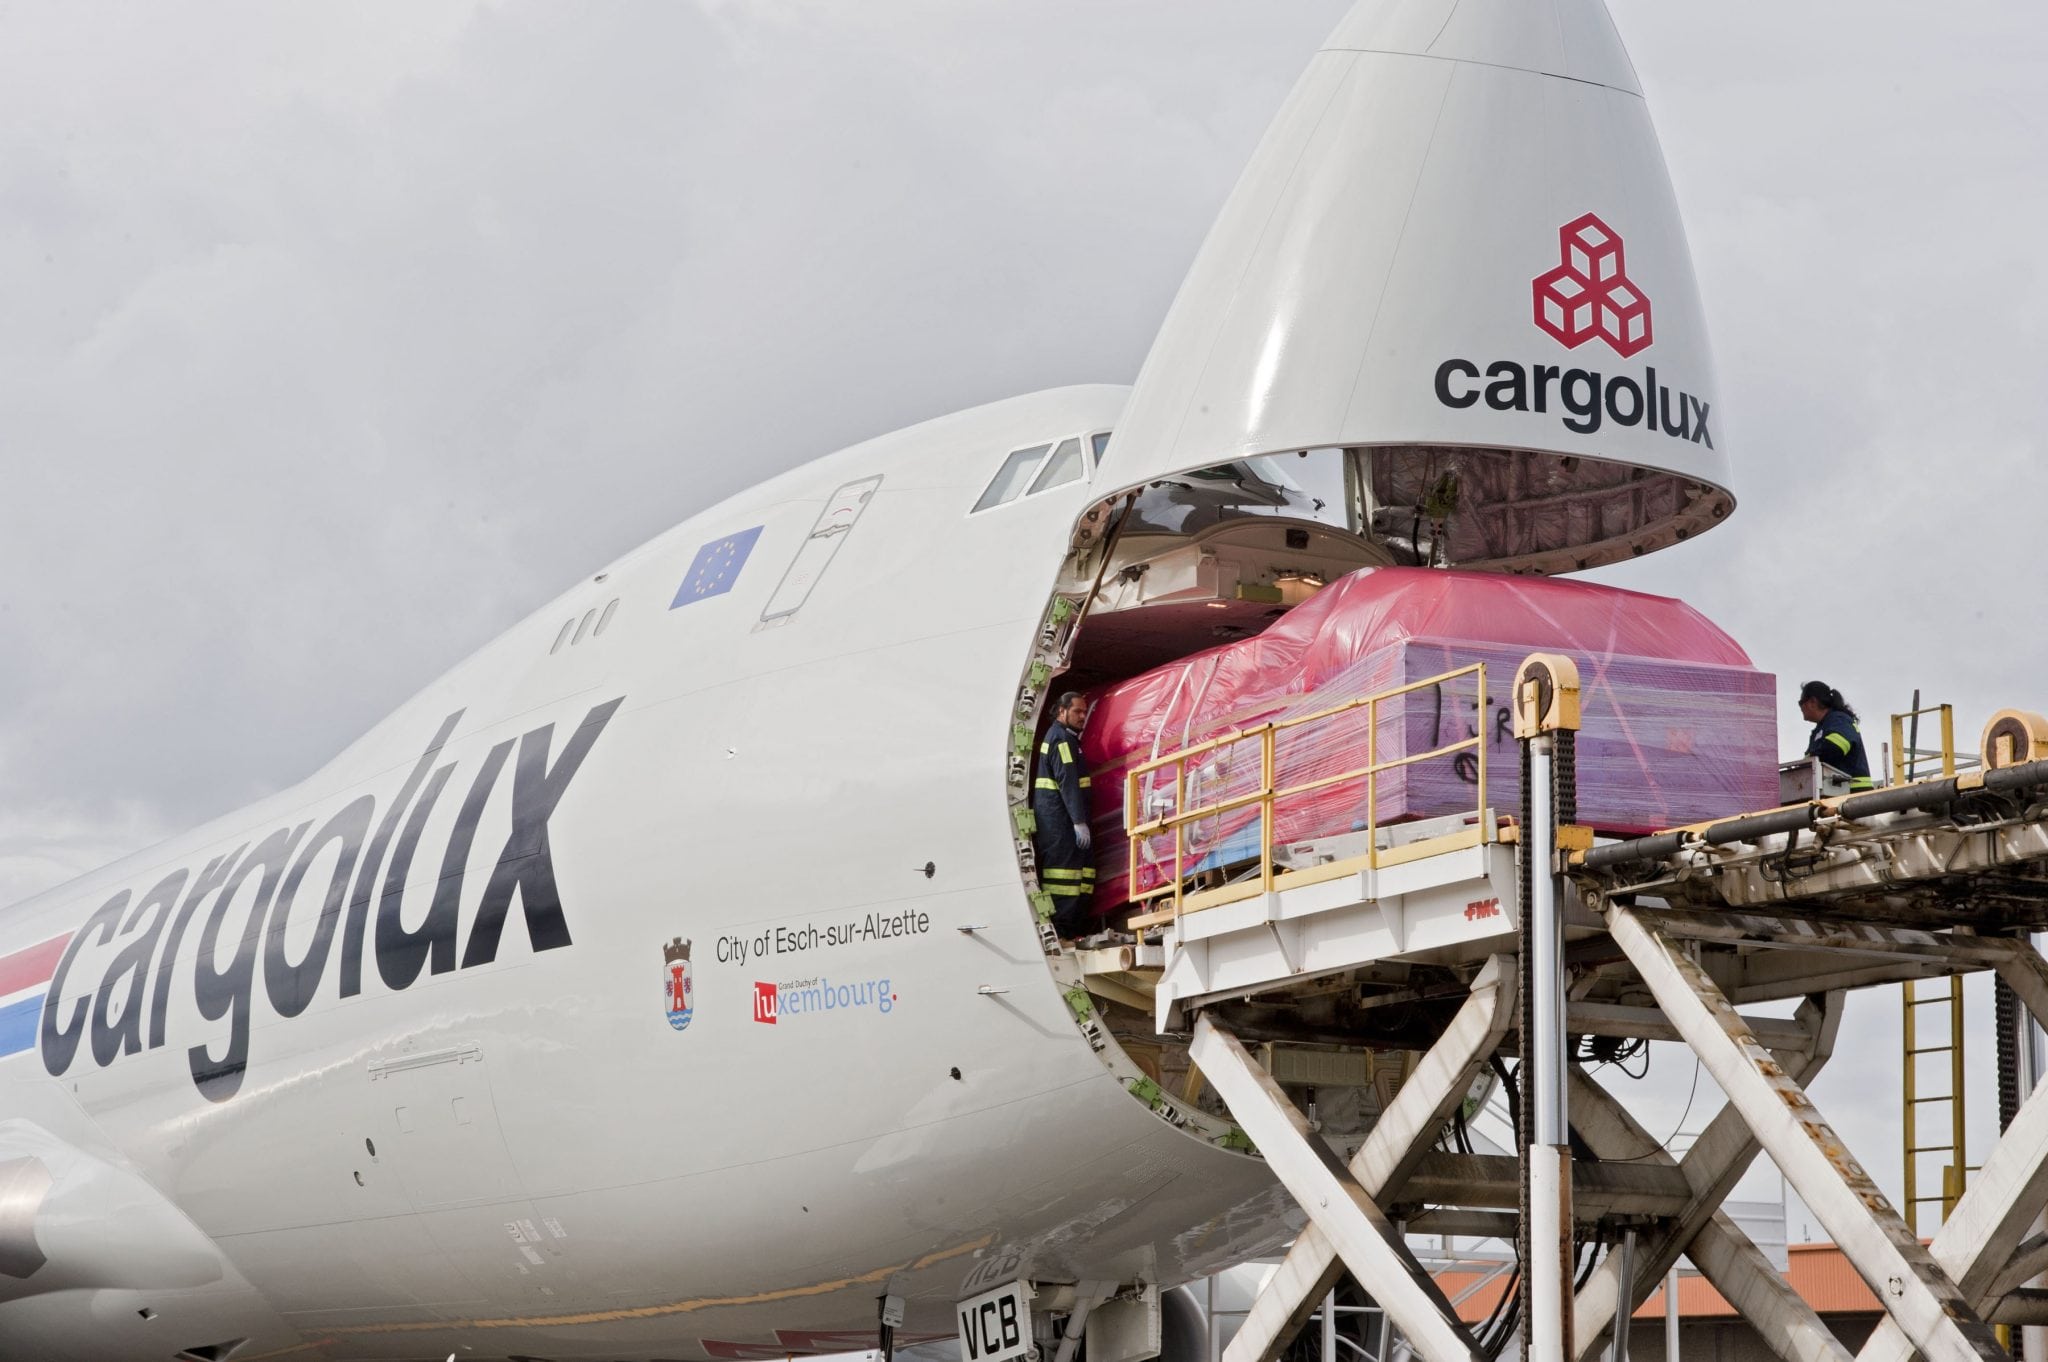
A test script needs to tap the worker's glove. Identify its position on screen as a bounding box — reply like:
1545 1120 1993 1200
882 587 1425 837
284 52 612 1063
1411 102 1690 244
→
1073 821 1093 854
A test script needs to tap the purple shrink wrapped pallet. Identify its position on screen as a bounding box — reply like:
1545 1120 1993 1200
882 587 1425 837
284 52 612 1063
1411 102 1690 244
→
1086 568 1778 911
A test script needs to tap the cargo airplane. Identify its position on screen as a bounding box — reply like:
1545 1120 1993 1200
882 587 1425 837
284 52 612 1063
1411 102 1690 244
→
0 0 1736 1358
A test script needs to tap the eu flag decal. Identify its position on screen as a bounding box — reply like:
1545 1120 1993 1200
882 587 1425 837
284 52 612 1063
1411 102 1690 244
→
672 525 763 608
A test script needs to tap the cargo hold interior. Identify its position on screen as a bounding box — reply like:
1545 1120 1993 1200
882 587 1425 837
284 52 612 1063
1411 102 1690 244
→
1015 446 1774 1152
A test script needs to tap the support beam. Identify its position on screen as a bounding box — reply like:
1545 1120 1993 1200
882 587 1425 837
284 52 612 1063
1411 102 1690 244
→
1569 1066 1852 1362
1728 952 1962 1005
1984 1234 2048 1304
1993 936 2048 1034
1992 1291 2048 1328
1224 958 1516 1362
1628 907 2017 966
1855 940 2048 1362
1567 993 1843 1361
1191 1015 1480 1362
1395 1151 1693 1217
1565 1001 1818 1055
1080 974 1157 1014
1606 904 2004 1362
1402 1211 1521 1240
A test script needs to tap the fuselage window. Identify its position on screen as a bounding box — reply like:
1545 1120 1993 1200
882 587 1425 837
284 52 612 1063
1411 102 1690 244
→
550 619 575 655
972 443 1053 512
571 608 597 645
594 598 620 636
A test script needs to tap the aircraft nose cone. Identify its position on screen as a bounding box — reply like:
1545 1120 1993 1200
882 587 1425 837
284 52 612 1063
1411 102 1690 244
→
1108 0 1730 574
1324 0 1640 94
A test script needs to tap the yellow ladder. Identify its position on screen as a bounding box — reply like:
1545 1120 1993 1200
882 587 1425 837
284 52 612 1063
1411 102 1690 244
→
1902 976 1968 1233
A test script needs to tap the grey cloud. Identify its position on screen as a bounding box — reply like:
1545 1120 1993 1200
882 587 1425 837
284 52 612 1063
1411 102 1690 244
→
0 0 1344 844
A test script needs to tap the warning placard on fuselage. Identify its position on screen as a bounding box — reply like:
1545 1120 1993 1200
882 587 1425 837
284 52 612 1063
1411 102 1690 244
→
957 1280 1032 1362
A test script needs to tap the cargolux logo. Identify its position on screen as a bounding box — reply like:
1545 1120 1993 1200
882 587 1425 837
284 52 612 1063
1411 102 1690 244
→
1532 213 1651 358
35 697 623 1102
1429 211 1710 446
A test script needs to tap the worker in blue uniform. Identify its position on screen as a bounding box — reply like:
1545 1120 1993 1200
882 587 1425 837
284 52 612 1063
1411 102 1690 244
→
1799 680 1873 791
1033 691 1097 939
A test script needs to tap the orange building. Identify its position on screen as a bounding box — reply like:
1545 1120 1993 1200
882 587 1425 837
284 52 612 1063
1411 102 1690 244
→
1433 1244 1887 1362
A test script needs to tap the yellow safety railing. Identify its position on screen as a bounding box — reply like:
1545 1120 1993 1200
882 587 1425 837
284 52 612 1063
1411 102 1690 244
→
1890 703 1963 786
1123 662 1489 928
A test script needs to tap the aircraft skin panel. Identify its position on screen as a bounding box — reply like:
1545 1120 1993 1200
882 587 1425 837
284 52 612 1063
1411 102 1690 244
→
0 383 1291 1359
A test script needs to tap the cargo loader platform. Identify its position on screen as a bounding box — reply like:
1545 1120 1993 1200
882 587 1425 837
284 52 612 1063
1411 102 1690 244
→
1085 657 2048 1362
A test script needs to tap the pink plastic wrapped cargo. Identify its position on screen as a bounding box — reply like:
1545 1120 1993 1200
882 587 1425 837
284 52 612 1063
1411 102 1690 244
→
1082 568 1777 913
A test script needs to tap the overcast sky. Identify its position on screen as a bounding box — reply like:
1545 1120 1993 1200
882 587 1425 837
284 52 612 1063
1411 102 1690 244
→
3 0 2044 1245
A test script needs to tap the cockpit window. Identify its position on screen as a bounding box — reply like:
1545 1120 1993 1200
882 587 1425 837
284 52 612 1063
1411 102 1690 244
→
1028 437 1086 494
972 443 1052 512
1090 431 1110 467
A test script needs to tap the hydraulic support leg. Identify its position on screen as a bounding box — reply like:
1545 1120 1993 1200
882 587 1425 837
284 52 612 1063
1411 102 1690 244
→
1052 1282 1117 1362
1607 1232 1634 1362
1995 932 2048 1362
1190 1016 1480 1362
1568 1065 1852 1362
2019 934 2048 1362
1854 937 2048 1362
1223 958 1517 1362
1514 652 1582 1362
1507 647 1581 1359
1606 904 2004 1362
1524 749 1573 1362
1567 992 1843 1362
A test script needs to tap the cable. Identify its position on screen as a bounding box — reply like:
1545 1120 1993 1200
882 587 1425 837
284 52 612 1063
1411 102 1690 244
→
1477 1270 1521 1360
1573 1033 1650 1076
1492 1055 1522 1149
1574 1234 1604 1291
1604 1053 1704 1163
1657 1055 1704 1151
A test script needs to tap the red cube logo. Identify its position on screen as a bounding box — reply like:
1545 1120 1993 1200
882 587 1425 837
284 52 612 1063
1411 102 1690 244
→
753 981 779 1024
1532 213 1653 358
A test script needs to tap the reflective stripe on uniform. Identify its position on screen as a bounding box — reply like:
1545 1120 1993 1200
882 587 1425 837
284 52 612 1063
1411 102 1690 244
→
1826 732 1854 755
1058 742 1074 763
1035 778 1058 790
1047 884 1092 897
1039 742 1049 754
1078 776 1091 787
1042 867 1087 880
1081 867 1097 880
1851 778 1876 790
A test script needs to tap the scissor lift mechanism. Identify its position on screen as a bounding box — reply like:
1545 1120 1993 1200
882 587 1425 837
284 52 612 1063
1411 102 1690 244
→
1111 658 2048 1362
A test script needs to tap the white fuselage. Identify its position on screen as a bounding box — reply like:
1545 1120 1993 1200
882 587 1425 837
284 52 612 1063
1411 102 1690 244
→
2 0 1747 1350
0 385 1295 1361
